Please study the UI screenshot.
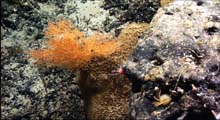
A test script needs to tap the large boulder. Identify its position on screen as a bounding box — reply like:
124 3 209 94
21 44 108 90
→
124 0 220 119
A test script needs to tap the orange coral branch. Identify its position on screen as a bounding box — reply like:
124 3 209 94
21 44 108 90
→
31 20 118 69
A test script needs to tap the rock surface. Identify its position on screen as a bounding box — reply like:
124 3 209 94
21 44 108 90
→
3 0 213 119
1 0 115 119
103 0 161 30
124 0 220 120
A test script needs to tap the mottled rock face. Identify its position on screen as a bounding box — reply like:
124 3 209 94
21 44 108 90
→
1 0 94 119
1 47 86 119
103 0 160 29
125 1 220 119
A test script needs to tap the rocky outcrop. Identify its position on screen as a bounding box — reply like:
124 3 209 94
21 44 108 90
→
124 0 220 119
1 0 104 119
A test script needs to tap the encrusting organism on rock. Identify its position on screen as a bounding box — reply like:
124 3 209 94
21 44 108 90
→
30 19 119 70
30 19 149 119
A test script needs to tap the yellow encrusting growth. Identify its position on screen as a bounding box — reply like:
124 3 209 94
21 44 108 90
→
31 20 118 69
160 0 174 7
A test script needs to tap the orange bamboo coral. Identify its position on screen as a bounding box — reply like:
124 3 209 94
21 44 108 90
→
30 19 118 69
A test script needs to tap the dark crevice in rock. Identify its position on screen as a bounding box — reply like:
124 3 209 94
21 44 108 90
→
206 26 219 35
